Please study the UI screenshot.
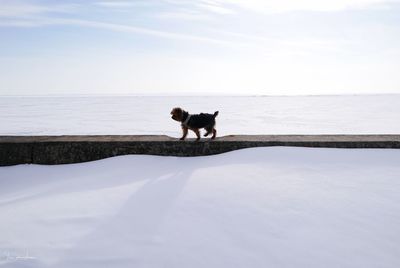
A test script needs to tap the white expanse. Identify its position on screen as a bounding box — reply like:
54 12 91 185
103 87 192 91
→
1 147 400 267
1 95 400 137
1 94 400 267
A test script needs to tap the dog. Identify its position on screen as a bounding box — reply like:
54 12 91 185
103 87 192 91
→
170 107 219 141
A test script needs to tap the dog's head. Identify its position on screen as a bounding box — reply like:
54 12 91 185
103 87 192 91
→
170 107 185 122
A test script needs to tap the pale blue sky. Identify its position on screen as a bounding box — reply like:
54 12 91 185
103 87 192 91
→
1 0 400 95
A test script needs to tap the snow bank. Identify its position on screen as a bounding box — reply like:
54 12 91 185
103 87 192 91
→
1 147 399 267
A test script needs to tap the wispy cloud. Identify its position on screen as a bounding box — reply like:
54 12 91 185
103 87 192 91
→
0 0 397 55
214 0 397 13
0 1 238 47
0 14 345 57
0 16 243 46
149 1 234 23
0 1 50 17
96 1 134 7
0 0 77 17
155 10 212 21
159 0 235 15
196 1 235 14
95 1 150 8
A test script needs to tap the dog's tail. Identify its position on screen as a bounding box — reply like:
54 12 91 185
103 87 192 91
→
213 111 219 118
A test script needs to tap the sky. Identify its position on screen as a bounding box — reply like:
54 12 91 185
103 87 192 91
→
1 0 400 96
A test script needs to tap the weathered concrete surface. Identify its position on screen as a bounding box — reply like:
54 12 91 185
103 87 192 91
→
1 135 399 166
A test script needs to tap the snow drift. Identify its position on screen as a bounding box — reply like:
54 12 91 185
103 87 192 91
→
0 147 399 267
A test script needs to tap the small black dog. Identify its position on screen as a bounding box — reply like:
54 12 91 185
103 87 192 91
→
170 107 219 140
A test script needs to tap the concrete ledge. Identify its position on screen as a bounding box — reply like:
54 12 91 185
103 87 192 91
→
1 135 400 166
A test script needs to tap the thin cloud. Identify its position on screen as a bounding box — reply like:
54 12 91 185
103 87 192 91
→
0 1 51 17
1 0 395 55
96 1 132 7
196 2 235 14
155 1 235 21
0 19 39 27
0 0 78 17
95 1 144 8
0 16 240 46
214 0 398 13
156 10 212 21
0 15 278 55
161 0 235 15
0 1 240 47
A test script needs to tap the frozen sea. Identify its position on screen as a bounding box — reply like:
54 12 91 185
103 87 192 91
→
1 94 399 137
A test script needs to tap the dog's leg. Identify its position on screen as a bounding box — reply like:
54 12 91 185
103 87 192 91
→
180 127 188 140
211 128 217 139
192 128 201 141
204 126 212 137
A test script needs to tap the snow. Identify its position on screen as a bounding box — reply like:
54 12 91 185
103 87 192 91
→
1 94 399 267
1 95 400 136
1 147 400 268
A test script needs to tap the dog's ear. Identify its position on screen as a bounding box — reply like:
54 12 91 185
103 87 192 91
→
171 107 182 115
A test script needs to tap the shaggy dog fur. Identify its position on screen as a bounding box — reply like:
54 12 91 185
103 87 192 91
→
170 107 219 141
